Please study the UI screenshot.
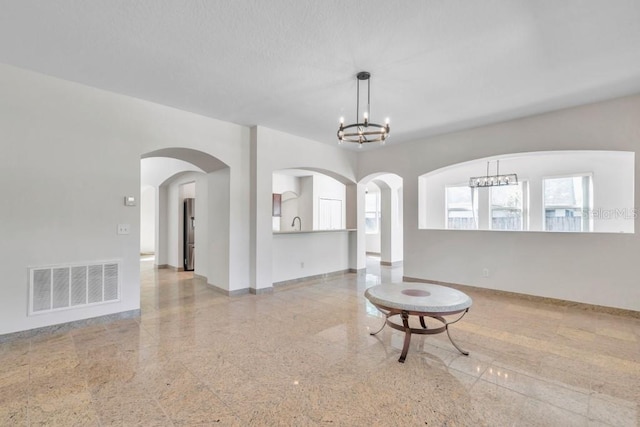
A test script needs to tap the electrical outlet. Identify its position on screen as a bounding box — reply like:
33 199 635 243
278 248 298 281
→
117 224 130 235
482 268 489 278
300 262 304 269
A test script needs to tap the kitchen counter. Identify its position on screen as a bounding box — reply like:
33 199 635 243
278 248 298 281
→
273 229 356 235
271 229 356 283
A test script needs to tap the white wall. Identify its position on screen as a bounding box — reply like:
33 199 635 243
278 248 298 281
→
181 182 196 199
379 184 404 264
359 94 640 311
272 231 351 283
298 177 314 232
0 63 250 335
420 151 634 233
273 174 300 195
394 187 404 262
250 126 358 291
365 184 381 253
207 168 231 289
279 192 300 232
166 181 181 268
141 157 203 187
140 186 156 254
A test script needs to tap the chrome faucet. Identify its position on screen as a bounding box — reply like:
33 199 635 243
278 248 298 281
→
291 216 301 231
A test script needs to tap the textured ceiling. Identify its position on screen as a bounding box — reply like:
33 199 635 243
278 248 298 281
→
1 1 640 150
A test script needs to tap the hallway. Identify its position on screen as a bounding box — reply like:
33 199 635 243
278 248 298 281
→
1 258 638 425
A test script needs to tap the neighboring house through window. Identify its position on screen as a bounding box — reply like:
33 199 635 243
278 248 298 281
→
543 175 592 232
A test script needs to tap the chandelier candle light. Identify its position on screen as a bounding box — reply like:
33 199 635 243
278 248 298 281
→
469 160 518 188
337 71 390 146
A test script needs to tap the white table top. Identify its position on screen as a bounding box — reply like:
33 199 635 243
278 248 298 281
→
365 282 472 313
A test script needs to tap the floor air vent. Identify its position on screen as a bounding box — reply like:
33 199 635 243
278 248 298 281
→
29 261 121 315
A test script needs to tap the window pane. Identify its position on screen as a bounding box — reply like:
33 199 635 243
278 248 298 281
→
365 212 378 233
446 186 477 230
365 193 380 233
365 193 378 212
544 176 590 232
491 184 523 231
545 208 583 231
544 177 583 207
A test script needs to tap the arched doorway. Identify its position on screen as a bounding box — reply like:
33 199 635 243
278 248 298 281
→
256 167 358 290
359 173 404 281
141 148 232 292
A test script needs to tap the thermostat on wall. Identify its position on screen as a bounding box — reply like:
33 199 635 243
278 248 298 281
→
124 196 136 206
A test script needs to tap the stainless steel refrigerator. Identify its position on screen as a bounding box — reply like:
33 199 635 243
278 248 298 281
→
184 198 195 271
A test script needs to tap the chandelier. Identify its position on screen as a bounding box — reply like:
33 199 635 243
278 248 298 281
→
469 160 518 188
337 71 390 146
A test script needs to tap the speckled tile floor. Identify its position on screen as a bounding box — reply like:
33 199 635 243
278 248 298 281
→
1 257 639 426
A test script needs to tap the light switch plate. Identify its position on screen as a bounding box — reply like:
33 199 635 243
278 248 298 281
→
117 224 130 235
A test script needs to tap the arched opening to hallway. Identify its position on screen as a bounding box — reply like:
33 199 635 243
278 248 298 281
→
359 173 404 284
140 147 232 293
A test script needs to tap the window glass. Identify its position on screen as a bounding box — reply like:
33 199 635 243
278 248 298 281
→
543 176 591 232
491 183 524 230
418 151 632 233
365 193 380 233
446 186 478 230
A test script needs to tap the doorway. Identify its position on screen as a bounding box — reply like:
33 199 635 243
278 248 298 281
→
360 173 404 269
181 182 195 271
140 149 229 286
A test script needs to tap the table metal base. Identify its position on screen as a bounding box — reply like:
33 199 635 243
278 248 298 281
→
370 308 470 363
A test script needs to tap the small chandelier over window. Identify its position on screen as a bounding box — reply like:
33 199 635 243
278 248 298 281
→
337 71 390 147
469 160 518 188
